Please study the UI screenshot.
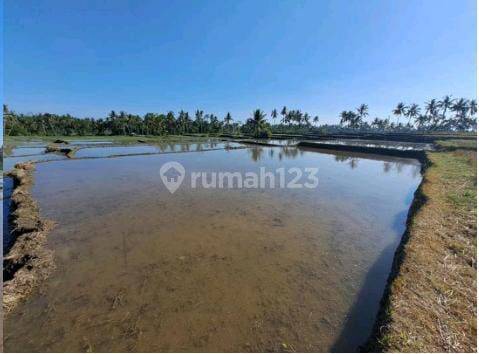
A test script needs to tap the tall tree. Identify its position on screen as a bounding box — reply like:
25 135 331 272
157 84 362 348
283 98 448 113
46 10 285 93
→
425 99 441 129
469 99 477 117
271 108 278 125
439 95 455 120
224 112 233 132
406 103 420 126
393 102 408 125
280 106 288 124
251 109 267 137
357 104 369 119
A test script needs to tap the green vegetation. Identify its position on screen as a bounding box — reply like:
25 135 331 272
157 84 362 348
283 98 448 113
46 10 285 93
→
369 140 476 352
435 139 477 151
4 96 476 139
341 96 476 131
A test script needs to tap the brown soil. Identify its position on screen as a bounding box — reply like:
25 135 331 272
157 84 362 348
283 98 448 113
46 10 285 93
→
45 144 77 158
3 162 55 315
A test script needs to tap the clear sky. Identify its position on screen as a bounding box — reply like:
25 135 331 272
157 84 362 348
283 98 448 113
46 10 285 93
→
3 0 477 124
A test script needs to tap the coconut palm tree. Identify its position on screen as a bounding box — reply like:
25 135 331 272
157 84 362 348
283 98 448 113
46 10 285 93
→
439 95 455 120
280 106 287 123
469 99 477 117
425 99 441 129
340 110 361 128
415 114 429 130
251 109 267 137
224 112 233 132
271 109 278 125
393 102 408 126
303 113 311 127
313 115 319 126
451 98 470 130
357 104 369 119
406 103 420 127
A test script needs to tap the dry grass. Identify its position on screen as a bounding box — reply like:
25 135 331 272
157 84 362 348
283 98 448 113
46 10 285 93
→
3 162 55 315
368 143 477 352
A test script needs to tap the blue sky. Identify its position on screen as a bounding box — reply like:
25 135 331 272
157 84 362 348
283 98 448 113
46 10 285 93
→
3 0 477 124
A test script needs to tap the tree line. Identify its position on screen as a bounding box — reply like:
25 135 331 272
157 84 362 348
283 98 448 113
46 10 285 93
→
340 96 476 131
3 96 477 138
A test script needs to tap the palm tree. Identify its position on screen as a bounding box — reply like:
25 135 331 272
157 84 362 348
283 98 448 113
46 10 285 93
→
469 99 477 117
313 115 319 126
415 114 429 130
425 99 440 129
271 109 278 125
393 102 408 126
224 112 233 132
406 103 420 127
439 95 454 120
340 111 348 126
303 113 311 127
357 104 369 119
251 109 267 137
280 106 287 124
371 117 381 130
451 98 469 130
340 111 361 129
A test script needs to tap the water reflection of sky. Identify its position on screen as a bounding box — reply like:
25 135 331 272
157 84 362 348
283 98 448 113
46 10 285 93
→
4 144 423 352
315 139 434 151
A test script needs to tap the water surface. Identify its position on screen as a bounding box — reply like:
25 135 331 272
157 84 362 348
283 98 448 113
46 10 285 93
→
3 154 67 173
9 147 46 157
4 147 421 352
315 139 434 151
75 142 243 158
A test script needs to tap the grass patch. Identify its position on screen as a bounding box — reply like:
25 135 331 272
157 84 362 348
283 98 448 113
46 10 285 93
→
368 140 476 352
435 139 477 151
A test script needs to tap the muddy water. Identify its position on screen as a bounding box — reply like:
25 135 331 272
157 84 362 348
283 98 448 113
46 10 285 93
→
4 147 421 352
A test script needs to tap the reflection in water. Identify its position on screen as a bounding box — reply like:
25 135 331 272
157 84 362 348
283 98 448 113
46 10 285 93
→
248 147 264 162
335 155 359 169
248 146 304 162
4 147 422 352
74 142 243 158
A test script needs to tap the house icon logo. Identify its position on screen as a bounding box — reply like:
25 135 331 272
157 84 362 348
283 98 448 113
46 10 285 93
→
159 161 185 194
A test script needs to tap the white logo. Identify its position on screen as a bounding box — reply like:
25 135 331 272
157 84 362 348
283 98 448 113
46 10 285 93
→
159 161 185 194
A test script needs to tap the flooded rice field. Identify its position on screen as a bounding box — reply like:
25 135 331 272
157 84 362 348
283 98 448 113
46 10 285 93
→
315 139 434 151
3 141 244 173
68 140 114 145
9 147 47 157
74 141 243 158
3 153 68 173
3 143 422 352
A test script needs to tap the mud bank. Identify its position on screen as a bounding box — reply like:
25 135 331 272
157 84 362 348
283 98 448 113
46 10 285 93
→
3 162 55 315
45 144 77 158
